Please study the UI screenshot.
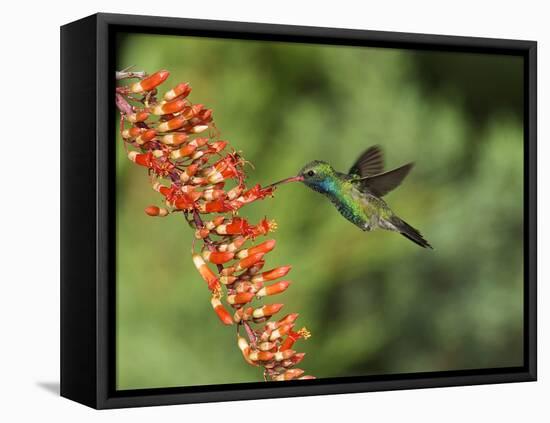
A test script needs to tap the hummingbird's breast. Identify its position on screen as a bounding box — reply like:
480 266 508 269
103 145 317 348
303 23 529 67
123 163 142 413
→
326 181 381 231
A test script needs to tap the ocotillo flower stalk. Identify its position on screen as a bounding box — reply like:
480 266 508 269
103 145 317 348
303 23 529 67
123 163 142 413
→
116 69 314 382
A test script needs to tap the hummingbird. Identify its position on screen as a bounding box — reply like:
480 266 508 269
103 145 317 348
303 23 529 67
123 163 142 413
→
269 145 432 249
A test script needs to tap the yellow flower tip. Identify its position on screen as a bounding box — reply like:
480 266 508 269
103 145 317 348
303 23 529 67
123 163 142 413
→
268 219 278 232
298 327 311 340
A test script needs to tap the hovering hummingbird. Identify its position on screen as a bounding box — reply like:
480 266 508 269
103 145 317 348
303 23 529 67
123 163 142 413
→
269 145 433 249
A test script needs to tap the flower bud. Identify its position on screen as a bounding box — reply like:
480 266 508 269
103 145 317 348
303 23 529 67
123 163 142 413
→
226 292 255 305
202 188 225 201
164 82 191 101
237 335 256 366
191 125 209 134
247 261 266 275
219 275 237 285
251 266 291 283
127 111 149 123
151 98 187 115
180 163 199 182
144 205 169 217
210 140 227 152
256 281 290 297
160 133 188 146
135 129 156 145
198 199 231 213
277 313 299 327
121 127 143 139
130 70 169 93
272 369 304 381
227 184 244 200
289 352 306 366
248 351 274 362
217 236 246 253
192 253 219 292
252 303 284 319
157 115 187 132
235 253 265 272
195 228 210 239
202 250 234 265
236 239 276 259
170 144 197 159
269 323 293 341
198 109 213 122
204 216 225 230
233 307 254 323
273 350 295 361
210 297 233 325
258 342 276 351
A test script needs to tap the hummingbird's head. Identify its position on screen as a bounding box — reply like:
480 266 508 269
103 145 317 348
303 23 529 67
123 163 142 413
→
269 160 337 194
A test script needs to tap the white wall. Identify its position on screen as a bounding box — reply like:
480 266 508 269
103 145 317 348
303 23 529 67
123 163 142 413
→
1 1 546 421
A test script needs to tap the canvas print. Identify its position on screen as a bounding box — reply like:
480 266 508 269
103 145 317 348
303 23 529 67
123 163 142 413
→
115 33 524 390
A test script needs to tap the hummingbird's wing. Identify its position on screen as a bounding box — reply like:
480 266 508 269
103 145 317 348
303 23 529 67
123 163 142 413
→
355 163 414 197
348 145 384 177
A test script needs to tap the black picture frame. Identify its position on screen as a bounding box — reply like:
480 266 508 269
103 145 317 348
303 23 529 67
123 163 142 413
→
60 12 537 409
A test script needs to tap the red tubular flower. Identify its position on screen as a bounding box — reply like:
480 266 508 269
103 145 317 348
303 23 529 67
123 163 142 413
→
251 266 292 283
117 69 313 382
128 151 152 167
130 69 170 93
210 296 233 325
236 239 276 259
259 341 276 351
157 115 188 132
214 217 250 235
192 253 220 292
279 328 311 351
198 198 232 213
144 205 169 217
135 129 157 146
256 281 291 297
202 250 235 265
235 252 265 271
127 111 149 123
252 303 284 318
170 143 196 159
160 133 188 146
151 98 187 115
227 292 255 305
248 351 274 362
234 306 254 323
180 163 199 182
277 313 300 327
198 108 213 122
272 369 304 381
237 335 257 366
219 275 238 285
164 82 191 101
217 236 246 253
268 323 293 341
249 218 277 237
122 126 143 139
195 228 210 239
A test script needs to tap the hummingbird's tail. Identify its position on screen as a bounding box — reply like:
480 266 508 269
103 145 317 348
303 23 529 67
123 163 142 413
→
390 216 433 249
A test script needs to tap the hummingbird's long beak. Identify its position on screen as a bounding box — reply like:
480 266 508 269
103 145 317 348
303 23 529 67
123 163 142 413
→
267 175 304 188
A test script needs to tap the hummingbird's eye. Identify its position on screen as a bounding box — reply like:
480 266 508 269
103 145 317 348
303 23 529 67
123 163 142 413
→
307 170 315 177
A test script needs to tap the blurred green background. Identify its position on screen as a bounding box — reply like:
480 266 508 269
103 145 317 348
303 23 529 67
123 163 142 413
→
115 33 524 390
